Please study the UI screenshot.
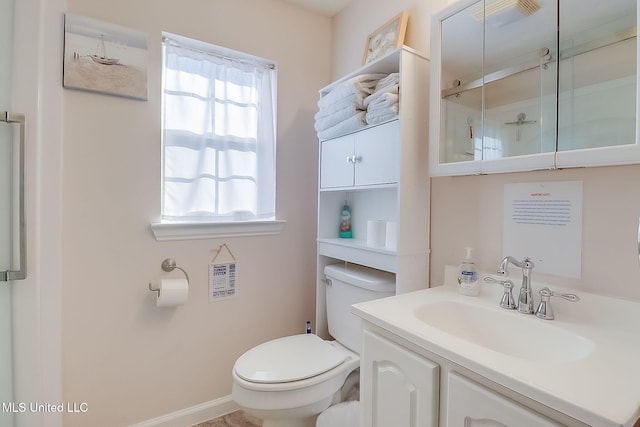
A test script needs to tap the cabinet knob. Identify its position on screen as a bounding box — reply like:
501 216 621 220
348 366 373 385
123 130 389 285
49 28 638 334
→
346 155 362 163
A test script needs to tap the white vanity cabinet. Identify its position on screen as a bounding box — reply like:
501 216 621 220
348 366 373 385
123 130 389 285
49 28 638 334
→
447 373 563 427
353 282 640 426
314 46 430 339
359 326 587 427
361 330 439 427
320 121 400 189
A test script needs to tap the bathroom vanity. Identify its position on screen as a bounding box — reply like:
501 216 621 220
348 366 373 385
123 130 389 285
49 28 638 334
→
353 267 640 427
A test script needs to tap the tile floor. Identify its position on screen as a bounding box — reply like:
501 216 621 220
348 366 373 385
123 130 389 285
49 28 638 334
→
193 410 262 427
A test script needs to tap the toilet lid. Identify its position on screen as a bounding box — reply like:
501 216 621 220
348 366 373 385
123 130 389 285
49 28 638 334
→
234 334 348 383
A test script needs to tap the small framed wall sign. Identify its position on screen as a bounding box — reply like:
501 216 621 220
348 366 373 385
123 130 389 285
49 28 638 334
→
209 244 237 302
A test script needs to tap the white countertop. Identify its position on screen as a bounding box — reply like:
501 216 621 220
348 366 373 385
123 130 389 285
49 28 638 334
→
352 268 640 427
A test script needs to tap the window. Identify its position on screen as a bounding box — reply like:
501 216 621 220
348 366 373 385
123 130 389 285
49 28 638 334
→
160 33 277 228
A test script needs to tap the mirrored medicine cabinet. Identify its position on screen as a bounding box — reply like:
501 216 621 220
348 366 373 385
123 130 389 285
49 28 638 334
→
429 0 638 175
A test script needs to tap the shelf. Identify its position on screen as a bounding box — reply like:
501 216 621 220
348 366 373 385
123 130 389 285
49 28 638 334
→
315 45 430 339
319 183 398 193
317 238 397 273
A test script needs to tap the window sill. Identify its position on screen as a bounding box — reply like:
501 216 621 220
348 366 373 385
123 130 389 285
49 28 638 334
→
150 220 286 241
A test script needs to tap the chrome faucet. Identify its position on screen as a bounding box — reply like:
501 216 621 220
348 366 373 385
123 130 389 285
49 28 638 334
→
497 256 535 314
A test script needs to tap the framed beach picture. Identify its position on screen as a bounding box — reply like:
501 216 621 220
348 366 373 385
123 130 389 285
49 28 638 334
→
363 12 409 65
63 14 148 100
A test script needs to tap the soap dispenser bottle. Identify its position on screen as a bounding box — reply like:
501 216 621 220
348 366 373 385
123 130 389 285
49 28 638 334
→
339 200 352 238
457 247 479 296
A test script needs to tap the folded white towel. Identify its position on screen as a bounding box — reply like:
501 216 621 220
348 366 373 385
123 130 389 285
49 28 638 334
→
364 91 399 110
366 105 399 125
375 73 399 91
315 98 357 119
321 91 368 111
317 111 367 140
314 103 364 132
375 82 400 96
318 73 386 110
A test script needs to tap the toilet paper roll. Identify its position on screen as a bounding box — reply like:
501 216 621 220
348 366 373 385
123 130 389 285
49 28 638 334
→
366 220 386 247
156 278 189 307
385 221 398 250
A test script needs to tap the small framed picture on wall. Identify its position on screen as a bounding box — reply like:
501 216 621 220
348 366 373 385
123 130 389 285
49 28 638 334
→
63 13 149 100
362 11 408 65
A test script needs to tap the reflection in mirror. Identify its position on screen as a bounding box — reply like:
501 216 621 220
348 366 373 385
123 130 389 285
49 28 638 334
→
482 0 557 159
439 0 559 163
440 0 483 163
558 0 637 151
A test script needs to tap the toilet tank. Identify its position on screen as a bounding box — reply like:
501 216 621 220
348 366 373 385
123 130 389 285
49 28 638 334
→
324 263 395 354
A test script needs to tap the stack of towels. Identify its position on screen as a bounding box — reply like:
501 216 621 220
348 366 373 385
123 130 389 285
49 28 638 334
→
314 72 400 140
364 73 399 125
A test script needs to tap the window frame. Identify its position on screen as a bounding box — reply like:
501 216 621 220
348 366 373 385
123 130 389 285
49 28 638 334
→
152 32 284 240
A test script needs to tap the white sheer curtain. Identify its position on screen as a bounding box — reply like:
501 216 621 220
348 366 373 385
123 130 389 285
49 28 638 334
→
161 37 276 222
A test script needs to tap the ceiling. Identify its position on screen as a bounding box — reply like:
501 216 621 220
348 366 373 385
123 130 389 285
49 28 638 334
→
283 0 353 16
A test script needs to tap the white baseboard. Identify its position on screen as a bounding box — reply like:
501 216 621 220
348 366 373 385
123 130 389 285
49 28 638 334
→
128 395 239 427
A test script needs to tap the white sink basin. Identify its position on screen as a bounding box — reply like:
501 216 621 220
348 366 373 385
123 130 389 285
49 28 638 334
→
414 300 595 363
352 273 640 427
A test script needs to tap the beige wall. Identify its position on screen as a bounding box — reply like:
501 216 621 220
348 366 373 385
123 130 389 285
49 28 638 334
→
61 0 330 425
332 0 640 300
430 166 640 300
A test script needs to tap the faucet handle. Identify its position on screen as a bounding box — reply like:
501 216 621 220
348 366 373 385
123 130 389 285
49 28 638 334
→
483 276 516 310
535 287 580 320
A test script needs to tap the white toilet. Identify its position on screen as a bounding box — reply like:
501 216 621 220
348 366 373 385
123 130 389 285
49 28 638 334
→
232 263 395 427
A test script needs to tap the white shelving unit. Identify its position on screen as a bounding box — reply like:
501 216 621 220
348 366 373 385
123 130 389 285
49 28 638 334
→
315 46 430 338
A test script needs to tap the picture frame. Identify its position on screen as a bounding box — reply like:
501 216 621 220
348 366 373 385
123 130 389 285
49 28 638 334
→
362 11 408 65
63 13 149 100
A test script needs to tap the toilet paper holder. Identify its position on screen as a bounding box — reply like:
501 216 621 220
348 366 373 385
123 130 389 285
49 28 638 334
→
148 258 190 296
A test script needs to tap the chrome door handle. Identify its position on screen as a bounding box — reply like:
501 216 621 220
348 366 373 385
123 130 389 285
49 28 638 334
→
1 112 26 281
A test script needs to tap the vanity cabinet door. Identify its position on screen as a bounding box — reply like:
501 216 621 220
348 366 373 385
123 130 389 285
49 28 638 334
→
319 120 400 189
361 330 439 427
354 120 400 186
320 134 355 188
447 372 563 427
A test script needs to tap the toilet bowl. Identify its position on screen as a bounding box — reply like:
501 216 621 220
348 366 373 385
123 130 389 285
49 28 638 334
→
231 263 396 427
232 334 359 427
316 401 360 427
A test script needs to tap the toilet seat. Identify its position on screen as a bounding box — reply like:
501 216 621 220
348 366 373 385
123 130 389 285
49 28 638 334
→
234 334 348 383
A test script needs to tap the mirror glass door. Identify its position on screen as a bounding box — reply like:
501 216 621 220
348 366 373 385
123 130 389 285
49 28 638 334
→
0 0 15 423
438 0 558 165
557 0 637 151
440 0 484 164
482 0 557 160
